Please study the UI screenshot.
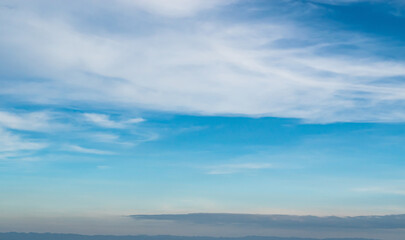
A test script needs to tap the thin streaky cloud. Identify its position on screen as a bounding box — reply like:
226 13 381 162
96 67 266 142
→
65 144 114 155
0 110 58 132
118 0 235 17
206 163 273 175
83 113 145 128
89 133 121 143
125 118 146 124
83 113 125 128
0 128 47 156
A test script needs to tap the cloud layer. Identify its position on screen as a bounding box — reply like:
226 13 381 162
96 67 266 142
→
0 232 380 240
131 213 405 229
1 1 405 123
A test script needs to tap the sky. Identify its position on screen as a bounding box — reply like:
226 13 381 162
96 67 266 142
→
1 0 405 239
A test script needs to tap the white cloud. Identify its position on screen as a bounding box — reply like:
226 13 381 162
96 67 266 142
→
2 1 405 123
83 113 123 128
65 145 114 155
89 133 121 142
207 163 273 175
119 0 233 17
0 128 47 157
83 113 145 128
0 110 61 160
0 111 55 132
125 118 145 124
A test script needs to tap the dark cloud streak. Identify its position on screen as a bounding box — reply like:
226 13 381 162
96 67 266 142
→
130 213 405 229
0 232 378 240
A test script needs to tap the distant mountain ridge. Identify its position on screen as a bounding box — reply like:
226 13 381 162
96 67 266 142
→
0 232 379 240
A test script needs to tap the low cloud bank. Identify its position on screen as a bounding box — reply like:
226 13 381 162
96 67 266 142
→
0 232 377 240
130 213 405 229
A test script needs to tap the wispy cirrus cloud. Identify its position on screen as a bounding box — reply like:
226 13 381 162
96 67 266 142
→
88 133 121 143
0 109 151 160
83 113 144 128
206 163 273 175
118 0 234 17
64 144 114 155
0 110 54 160
0 110 60 132
0 128 47 159
2 1 405 123
0 109 64 161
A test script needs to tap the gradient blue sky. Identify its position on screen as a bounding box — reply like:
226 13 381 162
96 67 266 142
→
1 0 405 237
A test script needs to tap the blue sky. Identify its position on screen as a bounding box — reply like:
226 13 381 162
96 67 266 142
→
1 0 405 238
